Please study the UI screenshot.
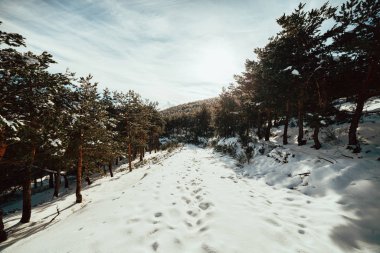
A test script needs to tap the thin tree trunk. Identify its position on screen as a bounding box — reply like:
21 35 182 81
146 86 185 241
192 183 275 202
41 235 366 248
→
53 168 61 197
34 178 37 189
128 142 132 172
64 174 69 188
108 160 114 177
265 110 272 141
84 164 91 185
313 120 321 150
76 137 83 203
20 146 36 223
85 176 92 185
115 157 118 166
257 112 262 139
297 97 305 146
283 100 290 145
0 209 7 243
0 143 7 161
139 146 143 162
49 172 54 188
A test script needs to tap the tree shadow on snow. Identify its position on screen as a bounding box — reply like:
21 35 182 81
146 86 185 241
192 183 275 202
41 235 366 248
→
328 162 380 251
0 202 77 251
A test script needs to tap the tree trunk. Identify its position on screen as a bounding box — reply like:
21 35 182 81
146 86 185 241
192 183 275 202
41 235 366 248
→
0 143 7 161
76 139 83 203
265 110 272 141
108 160 113 177
257 112 262 139
20 146 36 223
313 121 321 150
49 172 54 188
348 64 373 151
283 100 290 145
115 157 118 166
128 142 132 172
297 97 305 146
64 174 69 188
0 209 7 243
34 178 37 189
53 168 61 197
139 146 143 162
84 164 92 185
85 176 92 185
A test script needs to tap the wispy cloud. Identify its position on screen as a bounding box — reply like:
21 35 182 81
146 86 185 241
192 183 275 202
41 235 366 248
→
0 0 346 108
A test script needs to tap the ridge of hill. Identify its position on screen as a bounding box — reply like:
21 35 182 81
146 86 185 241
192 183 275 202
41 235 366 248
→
160 97 219 117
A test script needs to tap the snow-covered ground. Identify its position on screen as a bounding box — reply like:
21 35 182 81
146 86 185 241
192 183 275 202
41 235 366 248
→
2 145 379 252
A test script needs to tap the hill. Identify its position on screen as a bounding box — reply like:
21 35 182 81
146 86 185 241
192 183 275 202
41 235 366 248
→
160 97 219 118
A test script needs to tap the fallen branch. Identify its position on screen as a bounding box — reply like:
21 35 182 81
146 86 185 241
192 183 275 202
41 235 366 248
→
317 156 334 164
342 154 354 159
297 172 310 177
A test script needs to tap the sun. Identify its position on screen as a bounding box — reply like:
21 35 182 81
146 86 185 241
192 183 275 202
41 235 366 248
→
194 42 238 84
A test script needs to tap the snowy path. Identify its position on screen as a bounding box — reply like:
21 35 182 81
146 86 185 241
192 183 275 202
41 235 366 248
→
2 146 371 253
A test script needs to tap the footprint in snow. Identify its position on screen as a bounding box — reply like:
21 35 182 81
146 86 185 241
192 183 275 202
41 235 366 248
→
202 243 218 253
264 218 281 227
184 221 193 227
196 195 203 201
298 229 306 234
154 212 163 218
199 226 208 233
152 242 159 251
199 202 212 210
182 196 191 204
193 188 202 194
187 210 198 217
149 228 160 235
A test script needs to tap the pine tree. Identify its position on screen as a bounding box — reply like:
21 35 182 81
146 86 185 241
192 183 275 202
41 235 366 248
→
332 0 380 151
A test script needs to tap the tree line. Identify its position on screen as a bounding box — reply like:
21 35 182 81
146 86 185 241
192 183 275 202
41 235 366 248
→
0 22 165 232
213 0 379 151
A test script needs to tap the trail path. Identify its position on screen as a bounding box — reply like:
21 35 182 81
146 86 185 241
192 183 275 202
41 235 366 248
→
3 146 364 253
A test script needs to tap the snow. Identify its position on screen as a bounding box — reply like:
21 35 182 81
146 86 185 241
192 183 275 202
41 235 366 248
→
1 97 380 252
2 144 379 252
0 115 15 130
335 96 380 113
49 138 62 147
283 66 292 71
291 69 300 76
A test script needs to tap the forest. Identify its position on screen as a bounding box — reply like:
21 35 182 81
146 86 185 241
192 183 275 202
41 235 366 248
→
0 21 165 236
164 0 379 152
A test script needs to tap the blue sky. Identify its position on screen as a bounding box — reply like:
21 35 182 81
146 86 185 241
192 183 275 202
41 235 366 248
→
0 0 345 108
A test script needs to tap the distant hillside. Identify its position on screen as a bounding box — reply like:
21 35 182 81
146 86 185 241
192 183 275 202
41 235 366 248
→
160 97 219 117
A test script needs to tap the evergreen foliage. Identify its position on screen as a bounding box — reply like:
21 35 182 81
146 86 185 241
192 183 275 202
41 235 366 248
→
0 23 164 222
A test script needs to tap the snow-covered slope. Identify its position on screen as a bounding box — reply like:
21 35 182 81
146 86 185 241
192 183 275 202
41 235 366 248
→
2 146 378 252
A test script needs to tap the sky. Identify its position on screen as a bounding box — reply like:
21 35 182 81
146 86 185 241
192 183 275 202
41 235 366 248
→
0 0 345 109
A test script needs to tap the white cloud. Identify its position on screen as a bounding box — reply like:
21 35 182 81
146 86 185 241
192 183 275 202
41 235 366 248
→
0 0 346 108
